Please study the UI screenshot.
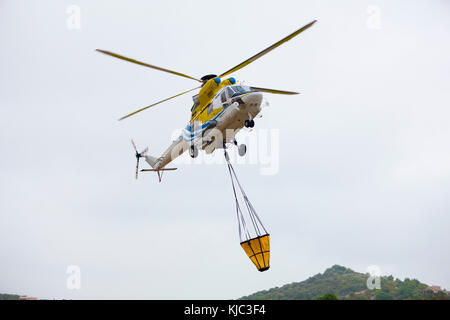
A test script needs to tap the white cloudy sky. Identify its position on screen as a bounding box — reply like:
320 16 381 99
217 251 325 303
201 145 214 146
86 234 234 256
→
1 0 450 299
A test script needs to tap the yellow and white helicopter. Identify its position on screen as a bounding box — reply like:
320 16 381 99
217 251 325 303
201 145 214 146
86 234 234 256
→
97 20 316 181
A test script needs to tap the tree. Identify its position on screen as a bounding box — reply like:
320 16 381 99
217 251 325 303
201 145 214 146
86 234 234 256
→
317 293 338 300
375 291 393 300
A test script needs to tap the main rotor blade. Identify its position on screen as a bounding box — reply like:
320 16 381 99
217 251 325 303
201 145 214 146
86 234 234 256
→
219 20 317 78
118 86 200 121
96 49 202 83
250 86 299 95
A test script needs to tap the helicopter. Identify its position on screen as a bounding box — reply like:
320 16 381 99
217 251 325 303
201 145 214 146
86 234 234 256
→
96 20 316 181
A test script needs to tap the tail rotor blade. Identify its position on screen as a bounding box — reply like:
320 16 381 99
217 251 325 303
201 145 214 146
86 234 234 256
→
135 158 140 180
131 139 149 179
131 139 138 153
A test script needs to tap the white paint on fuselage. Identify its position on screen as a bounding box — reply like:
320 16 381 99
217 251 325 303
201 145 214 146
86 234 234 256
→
145 92 263 170
202 92 263 153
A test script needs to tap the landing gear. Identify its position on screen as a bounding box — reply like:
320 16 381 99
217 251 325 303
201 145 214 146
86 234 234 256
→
238 144 247 157
189 145 198 158
244 119 255 128
227 139 247 157
232 139 247 157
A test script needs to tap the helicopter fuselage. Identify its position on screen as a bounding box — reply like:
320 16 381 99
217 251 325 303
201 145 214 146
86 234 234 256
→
145 81 263 170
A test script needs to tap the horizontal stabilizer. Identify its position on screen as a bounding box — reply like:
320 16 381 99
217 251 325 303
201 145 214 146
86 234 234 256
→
141 168 177 172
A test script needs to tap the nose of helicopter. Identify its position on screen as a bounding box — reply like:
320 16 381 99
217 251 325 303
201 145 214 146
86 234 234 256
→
241 92 263 107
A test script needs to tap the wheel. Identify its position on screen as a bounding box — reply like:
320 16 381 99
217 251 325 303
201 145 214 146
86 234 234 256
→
190 145 198 158
238 144 247 157
244 119 255 128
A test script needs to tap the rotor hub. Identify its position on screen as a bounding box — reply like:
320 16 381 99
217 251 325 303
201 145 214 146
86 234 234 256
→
200 74 218 82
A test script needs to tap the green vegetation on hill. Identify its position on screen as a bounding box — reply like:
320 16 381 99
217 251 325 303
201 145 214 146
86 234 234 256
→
0 293 20 300
240 265 450 300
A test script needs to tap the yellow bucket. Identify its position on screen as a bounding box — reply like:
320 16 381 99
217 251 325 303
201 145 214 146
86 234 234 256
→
240 234 270 272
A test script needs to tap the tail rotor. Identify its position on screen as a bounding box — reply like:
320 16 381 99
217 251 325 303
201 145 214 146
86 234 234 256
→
131 139 148 179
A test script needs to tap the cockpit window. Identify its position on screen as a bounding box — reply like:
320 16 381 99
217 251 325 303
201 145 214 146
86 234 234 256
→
227 85 250 98
221 90 227 103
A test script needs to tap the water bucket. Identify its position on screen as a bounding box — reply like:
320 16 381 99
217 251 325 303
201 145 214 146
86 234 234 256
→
240 234 270 272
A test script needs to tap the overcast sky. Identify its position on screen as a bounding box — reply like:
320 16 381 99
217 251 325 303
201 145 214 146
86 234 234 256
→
1 0 450 299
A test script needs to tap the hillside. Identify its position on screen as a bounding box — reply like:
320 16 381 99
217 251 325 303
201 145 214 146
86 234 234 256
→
0 293 20 300
240 265 450 300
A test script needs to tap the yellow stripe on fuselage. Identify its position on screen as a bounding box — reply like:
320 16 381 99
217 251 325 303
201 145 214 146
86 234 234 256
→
191 77 236 123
